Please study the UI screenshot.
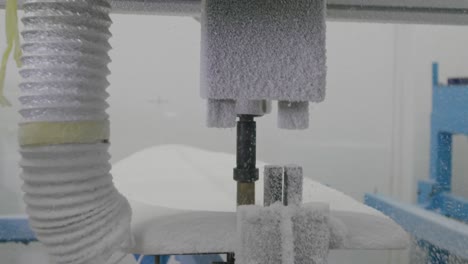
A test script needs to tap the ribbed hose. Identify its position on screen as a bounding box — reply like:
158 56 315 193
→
18 1 133 263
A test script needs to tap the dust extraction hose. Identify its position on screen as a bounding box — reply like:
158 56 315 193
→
18 0 133 263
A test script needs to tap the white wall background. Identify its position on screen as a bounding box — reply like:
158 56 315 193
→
0 10 467 264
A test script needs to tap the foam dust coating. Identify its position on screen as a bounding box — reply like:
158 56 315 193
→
207 99 236 128
201 0 327 102
236 203 331 264
284 165 304 206
18 1 133 263
263 165 283 206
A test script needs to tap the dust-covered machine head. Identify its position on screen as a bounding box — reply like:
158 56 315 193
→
199 0 328 225
200 0 327 130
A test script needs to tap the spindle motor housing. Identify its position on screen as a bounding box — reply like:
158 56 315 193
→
201 0 327 129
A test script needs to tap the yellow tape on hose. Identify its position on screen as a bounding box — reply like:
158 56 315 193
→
19 121 110 146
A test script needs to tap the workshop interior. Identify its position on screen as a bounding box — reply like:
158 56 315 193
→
0 0 467 264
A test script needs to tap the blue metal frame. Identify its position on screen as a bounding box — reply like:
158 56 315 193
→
365 194 468 260
0 217 36 244
366 62 468 264
421 63 468 220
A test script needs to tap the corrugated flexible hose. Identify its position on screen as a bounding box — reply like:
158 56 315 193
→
18 0 133 263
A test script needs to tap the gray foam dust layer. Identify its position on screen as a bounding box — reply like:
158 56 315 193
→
237 205 283 264
293 203 331 264
264 165 284 206
201 0 327 102
284 165 304 206
237 203 331 264
206 99 236 128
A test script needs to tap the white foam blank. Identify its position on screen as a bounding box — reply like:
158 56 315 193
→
128 200 409 255
112 145 396 215
112 145 409 254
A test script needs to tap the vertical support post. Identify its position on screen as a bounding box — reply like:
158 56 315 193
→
283 165 303 206
155 255 160 264
432 62 439 87
429 62 452 194
417 63 453 264
232 115 260 264
234 115 259 206
436 132 452 192
264 165 283 206
429 129 452 193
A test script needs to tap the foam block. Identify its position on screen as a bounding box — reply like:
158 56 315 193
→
237 203 331 264
236 205 284 264
292 203 331 264
264 165 283 206
206 99 236 128
201 0 327 102
278 101 310 130
284 165 304 206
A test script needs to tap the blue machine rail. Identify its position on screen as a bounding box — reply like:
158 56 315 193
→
365 193 468 260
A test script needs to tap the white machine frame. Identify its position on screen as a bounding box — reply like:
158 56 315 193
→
1 0 468 25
